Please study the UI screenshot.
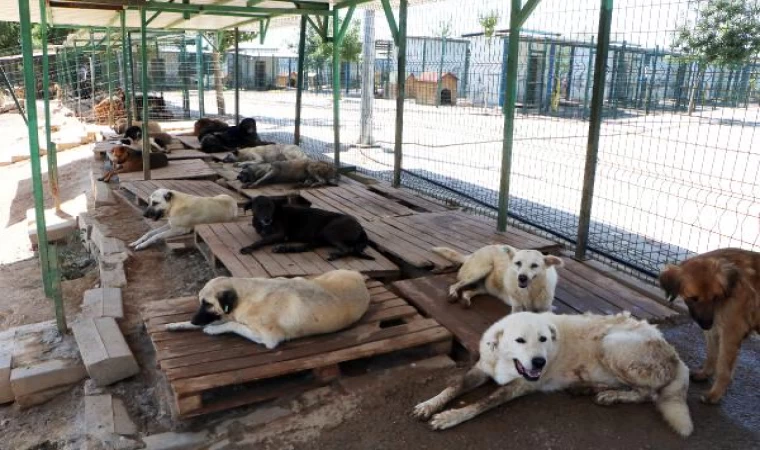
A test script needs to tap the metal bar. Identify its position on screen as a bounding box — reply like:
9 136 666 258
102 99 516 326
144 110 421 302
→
39 0 60 213
566 45 575 100
583 37 593 117
234 28 240 125
645 46 657 115
196 32 205 117
517 0 541 27
521 41 531 114
336 5 355 41
305 16 321 35
107 28 114 126
90 31 96 114
436 37 445 107
575 0 614 260
140 2 330 15
47 243 65 334
180 32 190 118
140 6 151 180
259 18 270 44
392 0 407 186
123 23 133 126
332 7 341 172
380 0 399 46
294 14 306 145
0 66 26 124
359 8 374 145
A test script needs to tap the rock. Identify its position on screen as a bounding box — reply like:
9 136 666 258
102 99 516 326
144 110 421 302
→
82 288 124 319
90 170 116 207
85 394 138 437
72 317 139 386
143 431 209 450
10 359 86 398
0 352 13 404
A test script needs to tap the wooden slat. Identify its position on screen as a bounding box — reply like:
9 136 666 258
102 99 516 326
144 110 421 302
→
118 159 217 182
301 184 417 222
176 135 201 149
366 183 453 213
121 180 247 206
166 149 212 161
195 224 265 278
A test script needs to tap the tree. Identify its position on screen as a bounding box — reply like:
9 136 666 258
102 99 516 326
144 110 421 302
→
479 10 499 41
207 30 256 116
672 0 760 115
300 17 361 91
0 21 20 53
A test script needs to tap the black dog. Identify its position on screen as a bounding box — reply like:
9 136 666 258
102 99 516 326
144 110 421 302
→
240 196 375 261
200 117 274 153
121 125 173 151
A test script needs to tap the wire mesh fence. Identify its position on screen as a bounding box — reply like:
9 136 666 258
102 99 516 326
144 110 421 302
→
3 0 760 281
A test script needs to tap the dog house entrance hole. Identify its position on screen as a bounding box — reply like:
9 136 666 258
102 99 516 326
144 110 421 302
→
440 89 452 105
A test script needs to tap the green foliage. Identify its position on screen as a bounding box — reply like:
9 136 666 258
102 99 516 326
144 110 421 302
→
479 10 499 39
211 30 257 63
303 16 362 70
433 19 452 39
672 0 760 67
0 21 20 53
0 22 74 54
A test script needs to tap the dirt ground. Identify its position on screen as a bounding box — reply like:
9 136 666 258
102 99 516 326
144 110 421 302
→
0 116 758 450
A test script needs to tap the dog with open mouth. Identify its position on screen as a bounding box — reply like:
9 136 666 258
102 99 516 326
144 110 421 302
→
412 311 693 437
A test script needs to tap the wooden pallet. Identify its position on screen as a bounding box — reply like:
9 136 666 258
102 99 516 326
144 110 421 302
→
391 260 682 359
363 211 563 271
164 149 213 161
118 159 218 182
366 183 454 213
175 135 201 150
194 219 400 279
226 177 356 200
141 280 452 418
300 184 419 223
120 180 248 207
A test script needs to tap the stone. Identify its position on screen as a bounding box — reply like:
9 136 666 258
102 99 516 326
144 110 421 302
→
26 208 78 245
410 355 456 371
237 405 291 428
82 288 124 319
0 352 13 404
99 253 128 288
15 384 74 408
91 170 116 207
85 394 137 437
90 225 126 256
143 431 209 450
72 317 139 386
84 378 106 396
10 359 86 398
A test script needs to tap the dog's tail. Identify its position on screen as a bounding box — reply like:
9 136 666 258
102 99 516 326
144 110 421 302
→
656 360 693 437
431 247 467 265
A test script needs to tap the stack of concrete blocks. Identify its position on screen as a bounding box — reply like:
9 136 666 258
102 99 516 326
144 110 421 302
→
88 221 128 289
90 169 116 207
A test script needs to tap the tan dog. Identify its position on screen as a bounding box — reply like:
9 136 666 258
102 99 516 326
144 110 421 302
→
229 144 308 165
413 311 693 437
99 145 168 183
659 248 760 403
113 118 162 135
165 270 370 349
432 245 563 312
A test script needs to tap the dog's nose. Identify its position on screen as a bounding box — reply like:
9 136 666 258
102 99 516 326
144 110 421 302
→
531 357 546 369
518 274 528 283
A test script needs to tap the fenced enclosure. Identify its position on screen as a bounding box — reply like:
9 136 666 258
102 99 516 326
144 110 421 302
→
4 0 759 281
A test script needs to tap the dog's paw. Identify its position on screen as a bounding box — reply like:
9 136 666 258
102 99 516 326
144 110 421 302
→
690 369 711 383
411 400 438 421
593 391 620 406
203 326 223 336
429 410 466 430
447 287 459 303
700 390 723 405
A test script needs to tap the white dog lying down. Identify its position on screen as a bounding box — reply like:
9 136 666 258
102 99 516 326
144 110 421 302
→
413 312 693 437
228 144 308 165
165 270 370 349
130 188 238 250
432 245 562 312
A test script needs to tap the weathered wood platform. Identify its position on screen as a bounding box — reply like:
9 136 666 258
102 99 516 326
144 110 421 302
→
194 220 400 279
94 137 207 161
366 183 454 213
391 259 682 359
175 135 201 149
300 184 419 222
118 159 218 182
141 280 452 417
120 180 247 206
164 149 212 161
363 211 562 271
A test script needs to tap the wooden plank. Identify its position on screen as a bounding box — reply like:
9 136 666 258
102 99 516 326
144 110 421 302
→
195 224 265 278
366 183 453 213
118 159 217 182
176 135 201 149
121 180 246 206
166 149 212 161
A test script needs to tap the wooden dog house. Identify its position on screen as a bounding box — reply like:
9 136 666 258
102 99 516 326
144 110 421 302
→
276 71 297 88
407 72 458 106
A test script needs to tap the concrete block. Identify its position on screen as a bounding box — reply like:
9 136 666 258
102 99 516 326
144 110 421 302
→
90 170 116 207
15 384 74 408
0 352 12 404
99 252 128 288
90 225 126 255
26 208 78 245
78 212 94 242
73 317 139 386
82 288 124 319
85 394 137 437
143 431 209 450
10 359 86 398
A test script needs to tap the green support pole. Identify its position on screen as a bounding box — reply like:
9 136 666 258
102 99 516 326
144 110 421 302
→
89 31 96 114
436 37 445 107
392 0 407 187
128 32 137 123
575 0 614 260
234 28 240 125
39 0 60 213
197 32 205 117
121 13 133 127
421 39 426 74
140 7 151 180
583 37 594 118
294 15 307 145
62 46 71 104
19 0 67 333
107 29 114 126
496 0 523 231
332 8 341 171
180 34 190 118
73 39 81 116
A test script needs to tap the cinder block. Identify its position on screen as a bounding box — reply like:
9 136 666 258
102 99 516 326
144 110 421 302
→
143 431 209 450
26 208 78 245
90 170 116 207
99 253 128 288
78 212 94 242
0 352 12 404
10 359 86 398
85 394 137 437
82 288 124 319
90 225 126 256
73 317 139 386
15 384 74 408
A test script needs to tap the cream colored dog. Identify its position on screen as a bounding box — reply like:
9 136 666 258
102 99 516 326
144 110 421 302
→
413 311 693 437
231 144 308 166
130 188 238 250
165 270 370 349
432 245 562 312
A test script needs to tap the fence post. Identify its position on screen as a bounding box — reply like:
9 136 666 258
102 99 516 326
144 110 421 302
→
234 28 240 125
392 0 408 187
38 0 60 213
360 8 375 146
180 33 190 118
583 37 594 117
90 31 96 114
107 29 114 127
140 6 151 180
332 7 342 171
128 32 137 122
196 32 205 117
645 46 657 115
575 0 614 260
295 15 306 145
436 37 446 107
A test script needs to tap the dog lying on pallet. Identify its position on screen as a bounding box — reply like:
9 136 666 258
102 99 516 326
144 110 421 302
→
240 196 374 261
200 118 274 153
236 160 337 188
129 188 238 250
99 145 169 183
223 143 307 165
194 117 229 140
121 125 174 153
165 269 371 349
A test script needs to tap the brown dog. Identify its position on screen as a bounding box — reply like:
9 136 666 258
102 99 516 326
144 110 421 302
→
659 248 760 403
99 145 169 182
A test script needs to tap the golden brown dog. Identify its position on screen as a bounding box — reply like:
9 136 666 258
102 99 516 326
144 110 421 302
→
99 145 169 183
659 248 760 403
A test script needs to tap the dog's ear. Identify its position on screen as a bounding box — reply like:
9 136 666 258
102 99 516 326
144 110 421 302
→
715 259 740 300
217 289 238 314
658 264 682 302
501 245 516 258
163 191 173 202
487 329 503 352
548 324 558 342
543 255 564 268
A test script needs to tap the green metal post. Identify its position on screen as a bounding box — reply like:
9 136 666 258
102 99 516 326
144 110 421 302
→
89 31 96 114
421 39 426 74
645 46 657 115
73 39 81 116
140 7 151 180
62 46 71 104
462 47 470 99
234 28 240 125
496 0 523 231
332 7 341 170
436 37 446 107
38 0 60 212
196 32 205 117
392 0 408 187
522 41 531 114
180 34 190 118
583 37 594 118
107 29 114 126
128 32 137 122
121 13 133 127
575 0 614 260
294 15 307 145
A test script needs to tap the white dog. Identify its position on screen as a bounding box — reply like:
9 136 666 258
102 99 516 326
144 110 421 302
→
432 245 562 312
230 144 308 166
165 270 370 349
130 188 238 250
412 312 693 437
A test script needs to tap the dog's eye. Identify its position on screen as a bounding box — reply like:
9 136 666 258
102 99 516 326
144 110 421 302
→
531 263 539 269
539 336 547 342
515 261 522 267
515 337 526 344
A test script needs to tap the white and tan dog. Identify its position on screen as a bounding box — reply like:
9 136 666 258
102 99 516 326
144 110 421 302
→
432 245 562 312
130 188 238 250
228 143 308 166
165 270 370 349
413 311 693 437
